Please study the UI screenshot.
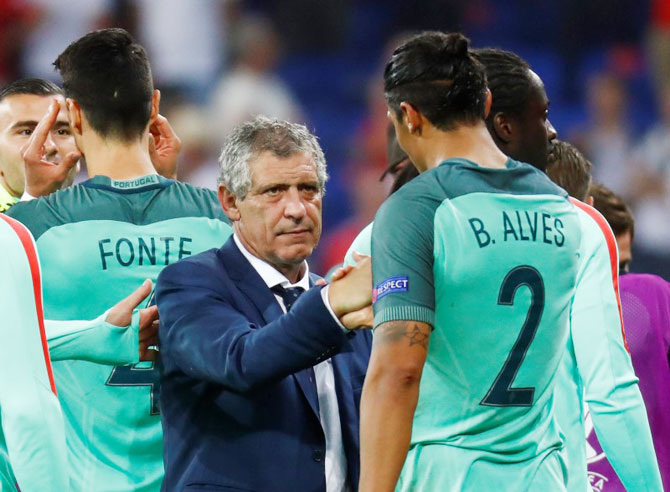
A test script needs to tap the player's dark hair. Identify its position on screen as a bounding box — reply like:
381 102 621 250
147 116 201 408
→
546 140 592 201
589 183 635 239
473 48 533 120
384 32 488 131
0 78 62 102
54 28 153 141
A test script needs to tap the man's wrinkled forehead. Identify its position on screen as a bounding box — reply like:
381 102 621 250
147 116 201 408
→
249 150 317 180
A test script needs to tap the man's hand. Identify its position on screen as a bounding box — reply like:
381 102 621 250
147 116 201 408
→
139 315 160 362
148 112 181 180
328 264 354 282
328 254 372 318
340 305 373 330
105 279 160 361
22 99 81 197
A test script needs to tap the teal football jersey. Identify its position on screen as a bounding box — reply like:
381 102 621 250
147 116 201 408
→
555 200 662 491
0 214 68 492
372 158 582 491
7 175 233 492
352 200 662 491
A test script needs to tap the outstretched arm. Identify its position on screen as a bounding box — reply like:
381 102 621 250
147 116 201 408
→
46 279 159 364
157 257 371 392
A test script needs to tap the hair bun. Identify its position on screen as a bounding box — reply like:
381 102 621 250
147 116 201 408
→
443 33 470 59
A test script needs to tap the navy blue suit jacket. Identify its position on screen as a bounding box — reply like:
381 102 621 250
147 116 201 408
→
156 237 372 492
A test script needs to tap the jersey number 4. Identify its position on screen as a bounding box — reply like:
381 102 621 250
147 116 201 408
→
481 265 545 407
104 287 161 416
106 363 161 415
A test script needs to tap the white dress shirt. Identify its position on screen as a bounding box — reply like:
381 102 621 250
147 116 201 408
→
233 235 349 492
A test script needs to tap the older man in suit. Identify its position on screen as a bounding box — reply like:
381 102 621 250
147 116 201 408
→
156 116 373 492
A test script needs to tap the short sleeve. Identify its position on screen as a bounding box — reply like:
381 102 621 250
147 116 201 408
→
371 182 441 329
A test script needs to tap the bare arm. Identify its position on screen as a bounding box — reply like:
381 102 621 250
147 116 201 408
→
359 320 432 492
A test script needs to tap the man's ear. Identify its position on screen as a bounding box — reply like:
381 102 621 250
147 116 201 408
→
586 195 595 207
66 98 83 137
149 89 160 126
491 112 514 144
218 184 241 221
483 89 493 119
399 102 423 135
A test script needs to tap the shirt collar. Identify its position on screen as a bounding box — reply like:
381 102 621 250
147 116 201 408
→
233 233 310 290
0 182 19 212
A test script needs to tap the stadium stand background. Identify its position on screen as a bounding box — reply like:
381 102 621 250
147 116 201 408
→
3 0 669 279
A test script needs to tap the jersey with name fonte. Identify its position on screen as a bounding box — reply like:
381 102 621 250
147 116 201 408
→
372 158 582 491
6 174 233 492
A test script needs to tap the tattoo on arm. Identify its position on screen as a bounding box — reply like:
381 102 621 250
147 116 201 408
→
406 324 430 348
374 321 431 349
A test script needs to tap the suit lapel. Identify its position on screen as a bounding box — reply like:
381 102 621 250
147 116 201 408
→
218 239 283 324
218 238 320 417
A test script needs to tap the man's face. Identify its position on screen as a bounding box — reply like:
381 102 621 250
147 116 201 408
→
616 230 633 274
505 70 557 171
0 94 76 196
235 151 323 271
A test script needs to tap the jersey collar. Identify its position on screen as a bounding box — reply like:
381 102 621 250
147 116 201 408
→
82 174 172 194
438 157 518 170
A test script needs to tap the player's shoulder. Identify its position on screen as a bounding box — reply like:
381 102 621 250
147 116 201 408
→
0 210 28 233
379 169 446 216
0 213 31 245
163 179 218 204
0 213 38 268
150 180 229 223
620 273 670 296
432 157 568 200
7 178 229 240
5 185 82 240
570 198 615 244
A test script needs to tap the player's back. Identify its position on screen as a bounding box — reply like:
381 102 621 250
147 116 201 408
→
372 158 582 491
6 174 233 492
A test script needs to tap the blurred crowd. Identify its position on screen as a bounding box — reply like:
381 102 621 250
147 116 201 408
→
1 0 669 278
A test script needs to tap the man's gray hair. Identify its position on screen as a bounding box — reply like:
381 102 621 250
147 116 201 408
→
218 116 328 199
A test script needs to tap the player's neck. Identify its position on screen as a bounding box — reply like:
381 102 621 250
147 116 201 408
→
422 122 508 171
82 132 156 180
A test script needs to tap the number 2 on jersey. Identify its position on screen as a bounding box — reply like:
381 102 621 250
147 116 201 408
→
481 265 545 407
